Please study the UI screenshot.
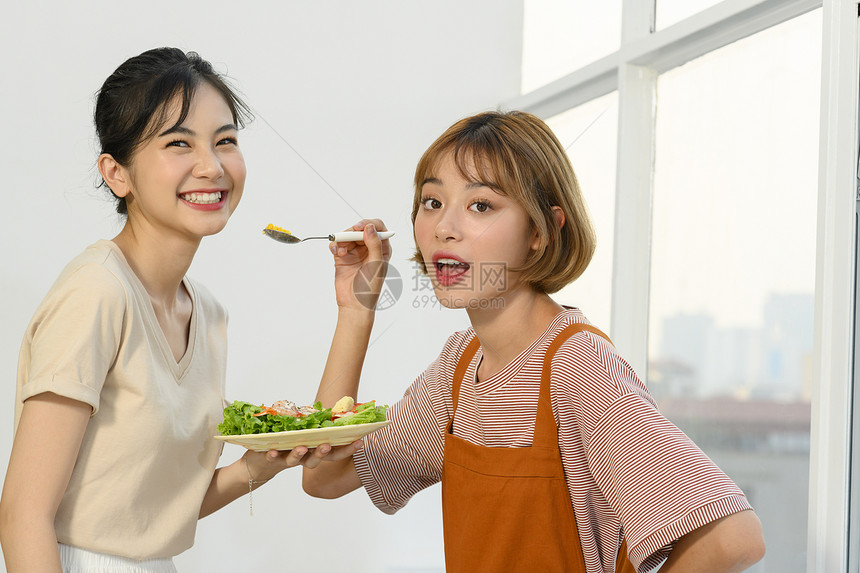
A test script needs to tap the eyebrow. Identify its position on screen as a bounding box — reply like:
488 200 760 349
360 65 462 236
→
421 177 493 190
158 123 238 137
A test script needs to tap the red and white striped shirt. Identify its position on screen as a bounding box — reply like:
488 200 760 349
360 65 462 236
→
353 309 752 572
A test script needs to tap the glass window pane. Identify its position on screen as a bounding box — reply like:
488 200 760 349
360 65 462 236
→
656 0 722 30
650 11 821 572
547 92 618 332
522 0 622 93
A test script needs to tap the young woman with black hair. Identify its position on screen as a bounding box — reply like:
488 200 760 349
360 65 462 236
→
0 47 389 572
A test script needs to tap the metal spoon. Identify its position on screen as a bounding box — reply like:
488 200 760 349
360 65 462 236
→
263 227 395 244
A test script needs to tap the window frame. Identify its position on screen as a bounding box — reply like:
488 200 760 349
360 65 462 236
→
507 0 858 569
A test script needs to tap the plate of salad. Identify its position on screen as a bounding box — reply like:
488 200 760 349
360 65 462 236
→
215 396 389 451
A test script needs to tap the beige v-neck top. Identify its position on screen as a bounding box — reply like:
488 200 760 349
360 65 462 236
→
14 240 227 559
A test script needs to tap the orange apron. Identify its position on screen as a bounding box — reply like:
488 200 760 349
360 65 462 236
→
442 323 637 573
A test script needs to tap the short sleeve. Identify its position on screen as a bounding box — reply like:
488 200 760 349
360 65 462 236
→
589 393 752 570
21 263 126 414
551 331 752 572
355 333 469 514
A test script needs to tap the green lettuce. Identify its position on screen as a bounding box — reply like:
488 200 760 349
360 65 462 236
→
217 400 387 435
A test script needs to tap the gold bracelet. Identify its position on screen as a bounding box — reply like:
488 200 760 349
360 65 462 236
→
243 453 269 516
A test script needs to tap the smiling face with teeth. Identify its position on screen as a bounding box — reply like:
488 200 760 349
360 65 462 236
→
110 81 246 242
414 152 539 310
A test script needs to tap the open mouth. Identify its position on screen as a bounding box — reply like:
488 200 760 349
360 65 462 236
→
434 258 470 286
180 191 222 205
179 190 228 211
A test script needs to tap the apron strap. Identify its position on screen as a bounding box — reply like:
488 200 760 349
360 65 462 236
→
533 323 613 447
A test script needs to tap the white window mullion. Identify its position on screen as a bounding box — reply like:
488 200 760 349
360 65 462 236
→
609 0 657 378
621 0 657 39
808 1 858 571
610 62 656 378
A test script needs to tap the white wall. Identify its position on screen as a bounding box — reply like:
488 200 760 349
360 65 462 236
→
0 2 523 570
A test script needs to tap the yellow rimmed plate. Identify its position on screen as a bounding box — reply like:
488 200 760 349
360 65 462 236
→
214 420 390 451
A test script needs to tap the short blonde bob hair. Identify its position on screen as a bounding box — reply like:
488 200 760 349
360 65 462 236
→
411 110 596 294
